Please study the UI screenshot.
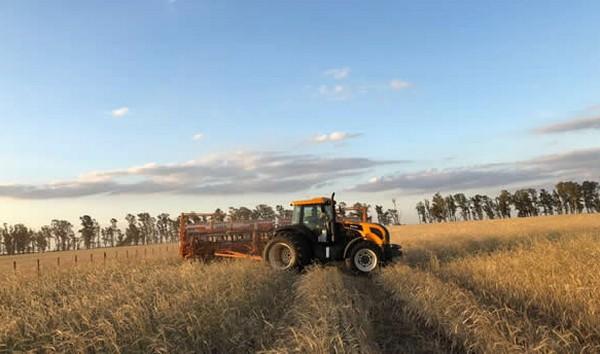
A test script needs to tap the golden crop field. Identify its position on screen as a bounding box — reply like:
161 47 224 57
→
1 214 599 353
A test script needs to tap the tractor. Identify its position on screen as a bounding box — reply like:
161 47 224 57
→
263 194 402 274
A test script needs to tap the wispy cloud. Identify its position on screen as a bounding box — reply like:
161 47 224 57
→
192 132 205 141
534 106 600 134
538 116 600 133
111 107 129 118
318 84 350 100
389 79 412 91
324 67 350 80
0 152 402 199
312 132 361 144
351 147 600 193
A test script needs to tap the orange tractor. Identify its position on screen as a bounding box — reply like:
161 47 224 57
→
179 194 402 274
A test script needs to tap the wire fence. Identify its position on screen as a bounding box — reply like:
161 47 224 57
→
3 244 179 277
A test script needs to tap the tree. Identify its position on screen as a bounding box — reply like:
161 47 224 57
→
79 215 96 249
252 204 276 220
444 195 457 221
496 190 512 218
388 199 401 225
33 231 48 252
39 226 53 252
169 217 180 243
125 214 140 245
137 213 157 244
275 205 293 222
430 193 447 222
527 189 539 217
481 196 496 219
512 189 533 217
101 218 121 247
552 190 564 215
51 220 74 251
11 224 32 253
2 224 14 255
581 181 599 213
213 208 226 222
375 205 389 225
156 213 171 243
415 202 427 224
228 207 253 221
453 193 470 221
538 189 554 215
556 181 583 214
470 195 484 220
424 199 432 223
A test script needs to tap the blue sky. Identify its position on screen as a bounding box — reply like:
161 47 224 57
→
1 0 600 226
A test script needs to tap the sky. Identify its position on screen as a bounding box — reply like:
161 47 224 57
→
1 0 600 227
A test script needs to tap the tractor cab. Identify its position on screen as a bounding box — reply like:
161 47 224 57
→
290 197 336 243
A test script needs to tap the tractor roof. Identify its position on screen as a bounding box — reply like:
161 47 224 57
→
290 197 332 206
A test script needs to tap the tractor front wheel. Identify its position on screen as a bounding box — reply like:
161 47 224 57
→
345 241 381 274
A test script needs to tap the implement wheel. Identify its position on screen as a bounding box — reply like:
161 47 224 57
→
345 241 381 274
263 233 310 271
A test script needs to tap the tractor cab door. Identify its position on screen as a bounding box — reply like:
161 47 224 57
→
293 204 333 243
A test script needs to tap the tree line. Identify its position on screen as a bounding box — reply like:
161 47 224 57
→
0 205 292 256
415 180 600 223
0 200 404 256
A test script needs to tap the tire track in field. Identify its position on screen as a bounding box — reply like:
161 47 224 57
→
342 273 451 354
261 266 381 353
261 266 450 354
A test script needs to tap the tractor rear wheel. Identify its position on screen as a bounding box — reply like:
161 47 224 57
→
263 233 311 271
345 241 381 274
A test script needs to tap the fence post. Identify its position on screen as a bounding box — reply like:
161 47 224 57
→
104 252 107 265
13 260 16 274
75 255 78 264
90 253 93 263
37 259 40 276
57 257 60 267
126 250 129 259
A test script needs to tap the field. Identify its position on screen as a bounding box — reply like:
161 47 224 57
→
0 243 178 276
1 214 600 353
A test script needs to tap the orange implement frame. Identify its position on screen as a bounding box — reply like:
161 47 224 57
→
339 206 369 223
179 212 282 261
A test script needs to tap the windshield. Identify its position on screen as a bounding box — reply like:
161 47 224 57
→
291 203 334 232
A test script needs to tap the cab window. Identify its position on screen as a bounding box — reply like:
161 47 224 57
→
302 205 327 233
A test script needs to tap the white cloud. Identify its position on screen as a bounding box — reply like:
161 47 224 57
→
534 105 600 134
192 132 205 141
318 85 350 100
111 107 129 118
312 131 362 144
324 67 350 80
0 151 402 199
389 79 412 91
351 147 600 193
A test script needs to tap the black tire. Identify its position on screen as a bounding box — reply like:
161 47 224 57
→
264 232 311 271
345 241 382 274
